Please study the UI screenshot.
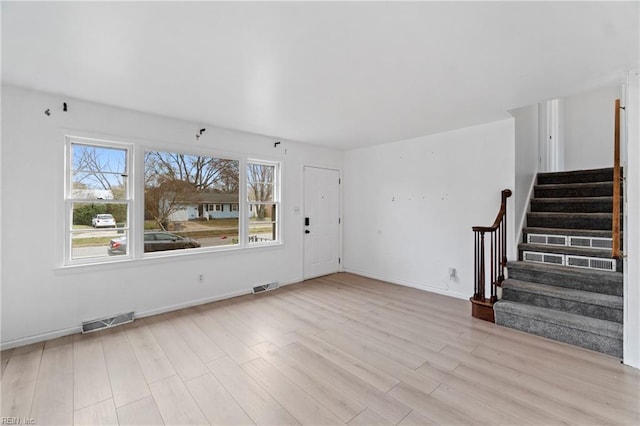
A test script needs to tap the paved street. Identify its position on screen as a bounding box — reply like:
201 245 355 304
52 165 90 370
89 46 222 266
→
72 235 241 259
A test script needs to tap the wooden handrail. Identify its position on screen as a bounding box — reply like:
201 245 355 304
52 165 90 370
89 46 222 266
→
471 189 512 322
612 99 622 259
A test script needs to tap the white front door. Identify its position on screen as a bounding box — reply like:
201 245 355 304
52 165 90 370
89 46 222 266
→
303 166 341 279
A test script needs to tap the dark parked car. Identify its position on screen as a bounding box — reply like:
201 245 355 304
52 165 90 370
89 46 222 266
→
108 231 201 255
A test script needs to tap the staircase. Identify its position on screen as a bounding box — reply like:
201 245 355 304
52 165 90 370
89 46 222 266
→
494 167 623 358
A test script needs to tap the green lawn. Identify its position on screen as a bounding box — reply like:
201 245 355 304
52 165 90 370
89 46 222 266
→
72 236 114 247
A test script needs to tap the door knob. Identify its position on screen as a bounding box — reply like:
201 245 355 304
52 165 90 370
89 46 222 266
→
305 230 310 234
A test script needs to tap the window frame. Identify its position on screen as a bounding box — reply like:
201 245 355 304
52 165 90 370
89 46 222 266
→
141 148 242 257
64 136 133 265
62 137 283 268
246 159 281 246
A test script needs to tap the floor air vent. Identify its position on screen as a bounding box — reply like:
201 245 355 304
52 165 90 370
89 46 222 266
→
253 282 279 294
82 312 134 334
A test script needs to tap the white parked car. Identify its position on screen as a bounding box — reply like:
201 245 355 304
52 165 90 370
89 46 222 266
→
92 214 116 228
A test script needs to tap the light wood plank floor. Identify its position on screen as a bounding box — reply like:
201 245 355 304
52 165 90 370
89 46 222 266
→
2 273 639 425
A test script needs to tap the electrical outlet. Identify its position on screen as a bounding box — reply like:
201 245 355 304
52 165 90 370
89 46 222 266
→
199 274 204 282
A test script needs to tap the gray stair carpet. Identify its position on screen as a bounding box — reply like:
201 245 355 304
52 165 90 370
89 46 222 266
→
501 279 623 323
495 167 624 358
494 300 622 358
507 261 622 296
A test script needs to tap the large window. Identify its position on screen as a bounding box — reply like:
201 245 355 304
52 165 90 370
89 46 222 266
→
247 161 279 244
64 138 280 265
144 151 240 252
66 139 131 262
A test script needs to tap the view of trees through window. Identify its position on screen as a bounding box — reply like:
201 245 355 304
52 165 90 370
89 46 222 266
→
66 140 280 264
69 143 130 260
144 151 240 251
248 162 278 243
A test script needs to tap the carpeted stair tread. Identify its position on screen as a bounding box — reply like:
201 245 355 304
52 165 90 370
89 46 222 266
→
523 227 613 238
502 279 623 322
494 301 622 338
506 261 622 296
530 197 614 213
537 167 614 185
526 212 613 230
494 301 623 357
534 182 613 198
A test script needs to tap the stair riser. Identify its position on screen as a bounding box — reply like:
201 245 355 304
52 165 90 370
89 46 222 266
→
507 267 622 296
537 169 614 185
501 288 623 323
494 311 622 358
534 186 613 198
530 200 614 213
526 214 614 230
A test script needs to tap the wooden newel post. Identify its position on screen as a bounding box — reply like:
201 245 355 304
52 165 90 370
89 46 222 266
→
470 189 512 323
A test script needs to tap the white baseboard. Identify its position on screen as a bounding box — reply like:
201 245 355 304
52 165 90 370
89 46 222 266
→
343 267 470 300
0 277 303 351
0 326 82 351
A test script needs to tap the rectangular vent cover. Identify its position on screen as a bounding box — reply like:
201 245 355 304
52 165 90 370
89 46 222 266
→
568 236 612 249
523 252 616 271
523 251 563 265
253 282 279 294
527 234 612 250
566 256 616 271
82 312 134 334
527 234 567 246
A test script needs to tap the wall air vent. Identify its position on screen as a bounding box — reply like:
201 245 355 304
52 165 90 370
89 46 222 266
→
252 282 279 294
82 311 134 334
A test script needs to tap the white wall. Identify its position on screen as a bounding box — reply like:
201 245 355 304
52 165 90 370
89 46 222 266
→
0 85 343 348
343 119 515 299
563 85 621 171
623 70 639 369
511 104 539 245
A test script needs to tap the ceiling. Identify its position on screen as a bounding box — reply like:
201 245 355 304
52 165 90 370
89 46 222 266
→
2 1 638 149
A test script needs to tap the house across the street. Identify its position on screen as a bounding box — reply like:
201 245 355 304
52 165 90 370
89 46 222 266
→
168 193 239 221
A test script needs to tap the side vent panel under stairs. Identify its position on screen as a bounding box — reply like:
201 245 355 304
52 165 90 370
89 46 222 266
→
82 312 134 334
252 282 279 294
